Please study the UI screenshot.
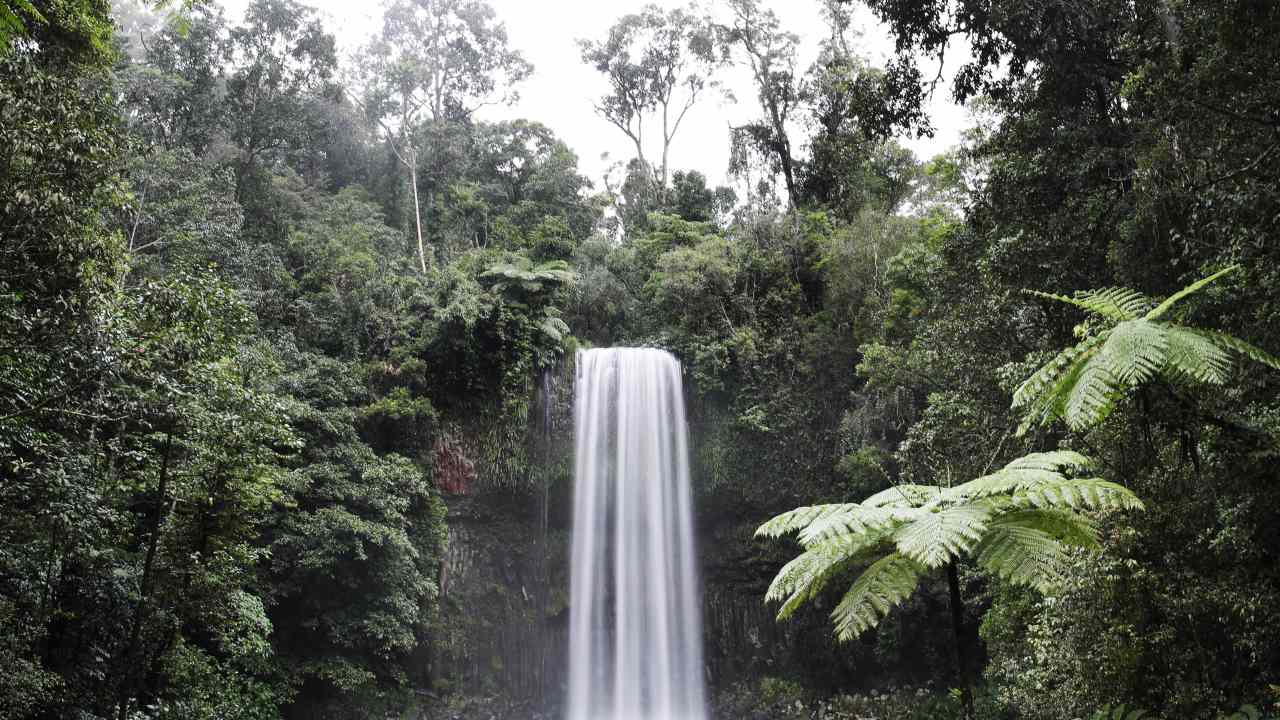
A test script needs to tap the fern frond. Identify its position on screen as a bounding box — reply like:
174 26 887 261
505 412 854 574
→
1013 334 1104 410
952 469 1062 500
795 505 903 546
1024 287 1151 322
1144 264 1239 320
756 504 853 539
1012 477 1145 512
974 523 1071 592
830 553 925 640
481 259 576 293
1014 335 1105 433
1005 450 1095 472
767 532 891 619
994 508 1100 548
1193 329 1280 371
892 504 992 568
950 452 1095 504
1101 320 1168 385
538 315 570 343
1162 326 1232 385
1063 356 1121 431
861 484 942 508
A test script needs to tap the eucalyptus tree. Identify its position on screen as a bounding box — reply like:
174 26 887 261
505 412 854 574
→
721 0 801 209
356 0 532 273
579 3 719 215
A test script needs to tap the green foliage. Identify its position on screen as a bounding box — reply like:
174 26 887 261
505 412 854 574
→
759 450 1140 641
1015 267 1280 433
265 351 447 718
0 0 45 52
1090 705 1149 720
481 257 575 296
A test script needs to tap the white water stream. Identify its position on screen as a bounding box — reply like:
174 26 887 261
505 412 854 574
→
566 348 707 720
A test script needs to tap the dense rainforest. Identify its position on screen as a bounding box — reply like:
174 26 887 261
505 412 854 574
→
2 0 1279 718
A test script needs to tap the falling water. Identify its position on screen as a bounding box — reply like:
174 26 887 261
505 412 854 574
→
567 348 707 720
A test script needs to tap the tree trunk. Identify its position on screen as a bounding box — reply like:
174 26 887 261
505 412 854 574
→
946 560 974 719
778 136 798 210
409 147 428 274
117 429 174 720
660 103 670 203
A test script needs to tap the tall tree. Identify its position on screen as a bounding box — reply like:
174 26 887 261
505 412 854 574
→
120 5 231 154
579 4 719 199
225 0 337 198
722 0 801 209
356 0 532 273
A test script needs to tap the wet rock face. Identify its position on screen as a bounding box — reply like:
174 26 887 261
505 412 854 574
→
427 364 575 712
434 435 478 495
431 499 569 707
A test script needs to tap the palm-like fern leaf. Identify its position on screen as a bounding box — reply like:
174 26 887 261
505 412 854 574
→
1144 264 1237 320
1004 450 1095 472
949 450 1099 501
861 484 942 508
1190 329 1280 371
1012 334 1105 410
992 508 1100 548
1012 477 1145 512
892 504 992 568
1014 334 1106 432
766 531 892 619
481 259 576 294
1025 286 1152 321
1016 266 1279 432
538 314 570 343
1102 320 1168 385
756 503 856 539
973 522 1072 592
1163 327 1232 384
794 505 901 546
830 553 925 640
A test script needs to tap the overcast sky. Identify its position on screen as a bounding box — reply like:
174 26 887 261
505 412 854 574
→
216 0 971 191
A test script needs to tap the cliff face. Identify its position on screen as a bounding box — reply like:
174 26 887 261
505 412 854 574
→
420 363 955 718
421 367 574 717
431 497 568 705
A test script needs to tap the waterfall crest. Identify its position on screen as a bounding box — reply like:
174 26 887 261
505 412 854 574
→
566 348 707 720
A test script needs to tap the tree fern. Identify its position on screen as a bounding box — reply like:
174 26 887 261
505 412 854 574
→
766 531 892 619
1015 265 1280 433
756 451 1140 640
973 522 1072 591
480 258 576 295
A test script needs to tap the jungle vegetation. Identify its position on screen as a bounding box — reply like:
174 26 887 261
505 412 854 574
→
2 0 1279 719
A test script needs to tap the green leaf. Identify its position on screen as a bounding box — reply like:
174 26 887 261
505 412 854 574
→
830 553 924 640
1144 264 1238 321
1025 286 1151 322
892 504 991 568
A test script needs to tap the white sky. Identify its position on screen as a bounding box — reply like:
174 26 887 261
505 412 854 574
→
216 0 971 191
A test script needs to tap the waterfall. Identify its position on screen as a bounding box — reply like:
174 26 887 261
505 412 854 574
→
567 348 707 720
